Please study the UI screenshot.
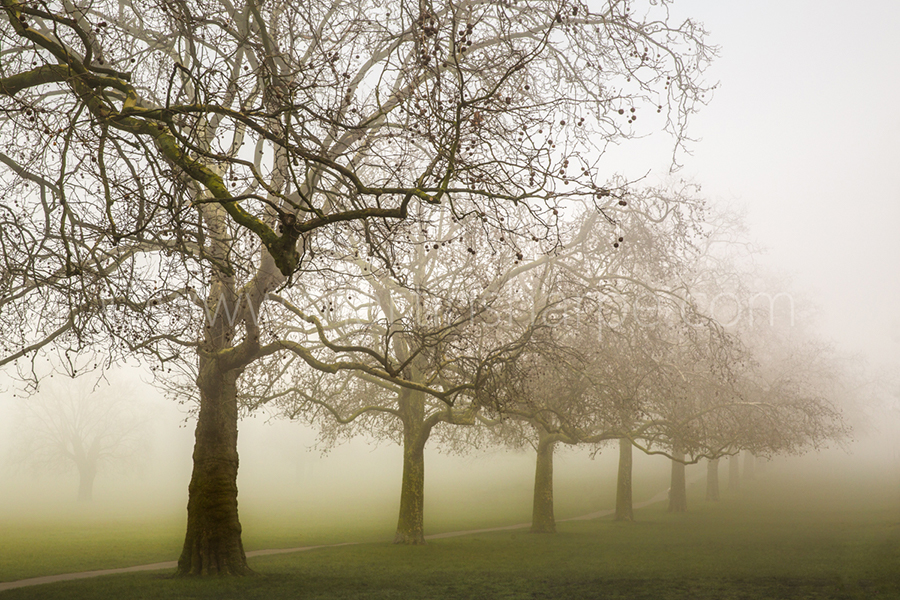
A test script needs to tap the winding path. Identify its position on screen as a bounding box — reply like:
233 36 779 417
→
0 482 687 592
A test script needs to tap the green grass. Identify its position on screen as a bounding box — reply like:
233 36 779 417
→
0 505 401 583
2 465 898 599
0 462 649 583
0 515 184 583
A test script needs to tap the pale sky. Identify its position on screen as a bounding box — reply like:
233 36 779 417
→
627 0 900 365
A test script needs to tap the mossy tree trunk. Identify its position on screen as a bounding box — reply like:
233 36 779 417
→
177 358 252 576
173 209 275 576
615 437 634 521
706 458 719 502
728 453 740 492
668 449 687 513
394 388 429 545
390 385 475 544
531 432 557 533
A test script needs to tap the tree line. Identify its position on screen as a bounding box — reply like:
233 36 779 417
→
0 0 847 577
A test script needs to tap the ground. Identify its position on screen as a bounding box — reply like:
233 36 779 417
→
0 461 897 599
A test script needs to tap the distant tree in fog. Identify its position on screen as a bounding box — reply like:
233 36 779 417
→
658 209 852 509
8 377 150 502
474 194 750 528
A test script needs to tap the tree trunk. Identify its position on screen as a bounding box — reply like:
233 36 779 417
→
615 437 634 521
531 434 556 533
394 426 427 544
177 361 252 576
728 454 740 492
743 449 755 481
76 462 97 503
394 385 430 545
668 450 687 513
706 458 719 502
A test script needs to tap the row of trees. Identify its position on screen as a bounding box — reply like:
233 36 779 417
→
243 195 847 541
0 0 846 578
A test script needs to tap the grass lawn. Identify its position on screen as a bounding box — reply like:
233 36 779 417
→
1 463 898 599
0 515 184 583
0 455 661 583
0 506 398 583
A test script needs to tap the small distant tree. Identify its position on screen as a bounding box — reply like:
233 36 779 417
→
8 376 150 502
705 458 720 501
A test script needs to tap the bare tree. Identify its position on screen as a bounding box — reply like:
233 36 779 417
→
485 341 611 534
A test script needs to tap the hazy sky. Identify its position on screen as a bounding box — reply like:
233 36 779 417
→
659 0 900 364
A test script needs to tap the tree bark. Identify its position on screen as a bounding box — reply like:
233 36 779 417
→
174 185 276 576
706 458 719 502
394 388 429 545
728 454 740 492
394 427 427 544
177 360 252 576
743 449 755 481
531 433 557 533
615 437 634 521
668 450 687 513
76 461 97 502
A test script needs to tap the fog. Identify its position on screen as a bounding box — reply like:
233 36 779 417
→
2 365 898 535
661 0 900 365
1 0 899 595
0 372 660 526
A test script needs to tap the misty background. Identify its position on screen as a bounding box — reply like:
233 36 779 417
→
2 0 900 536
